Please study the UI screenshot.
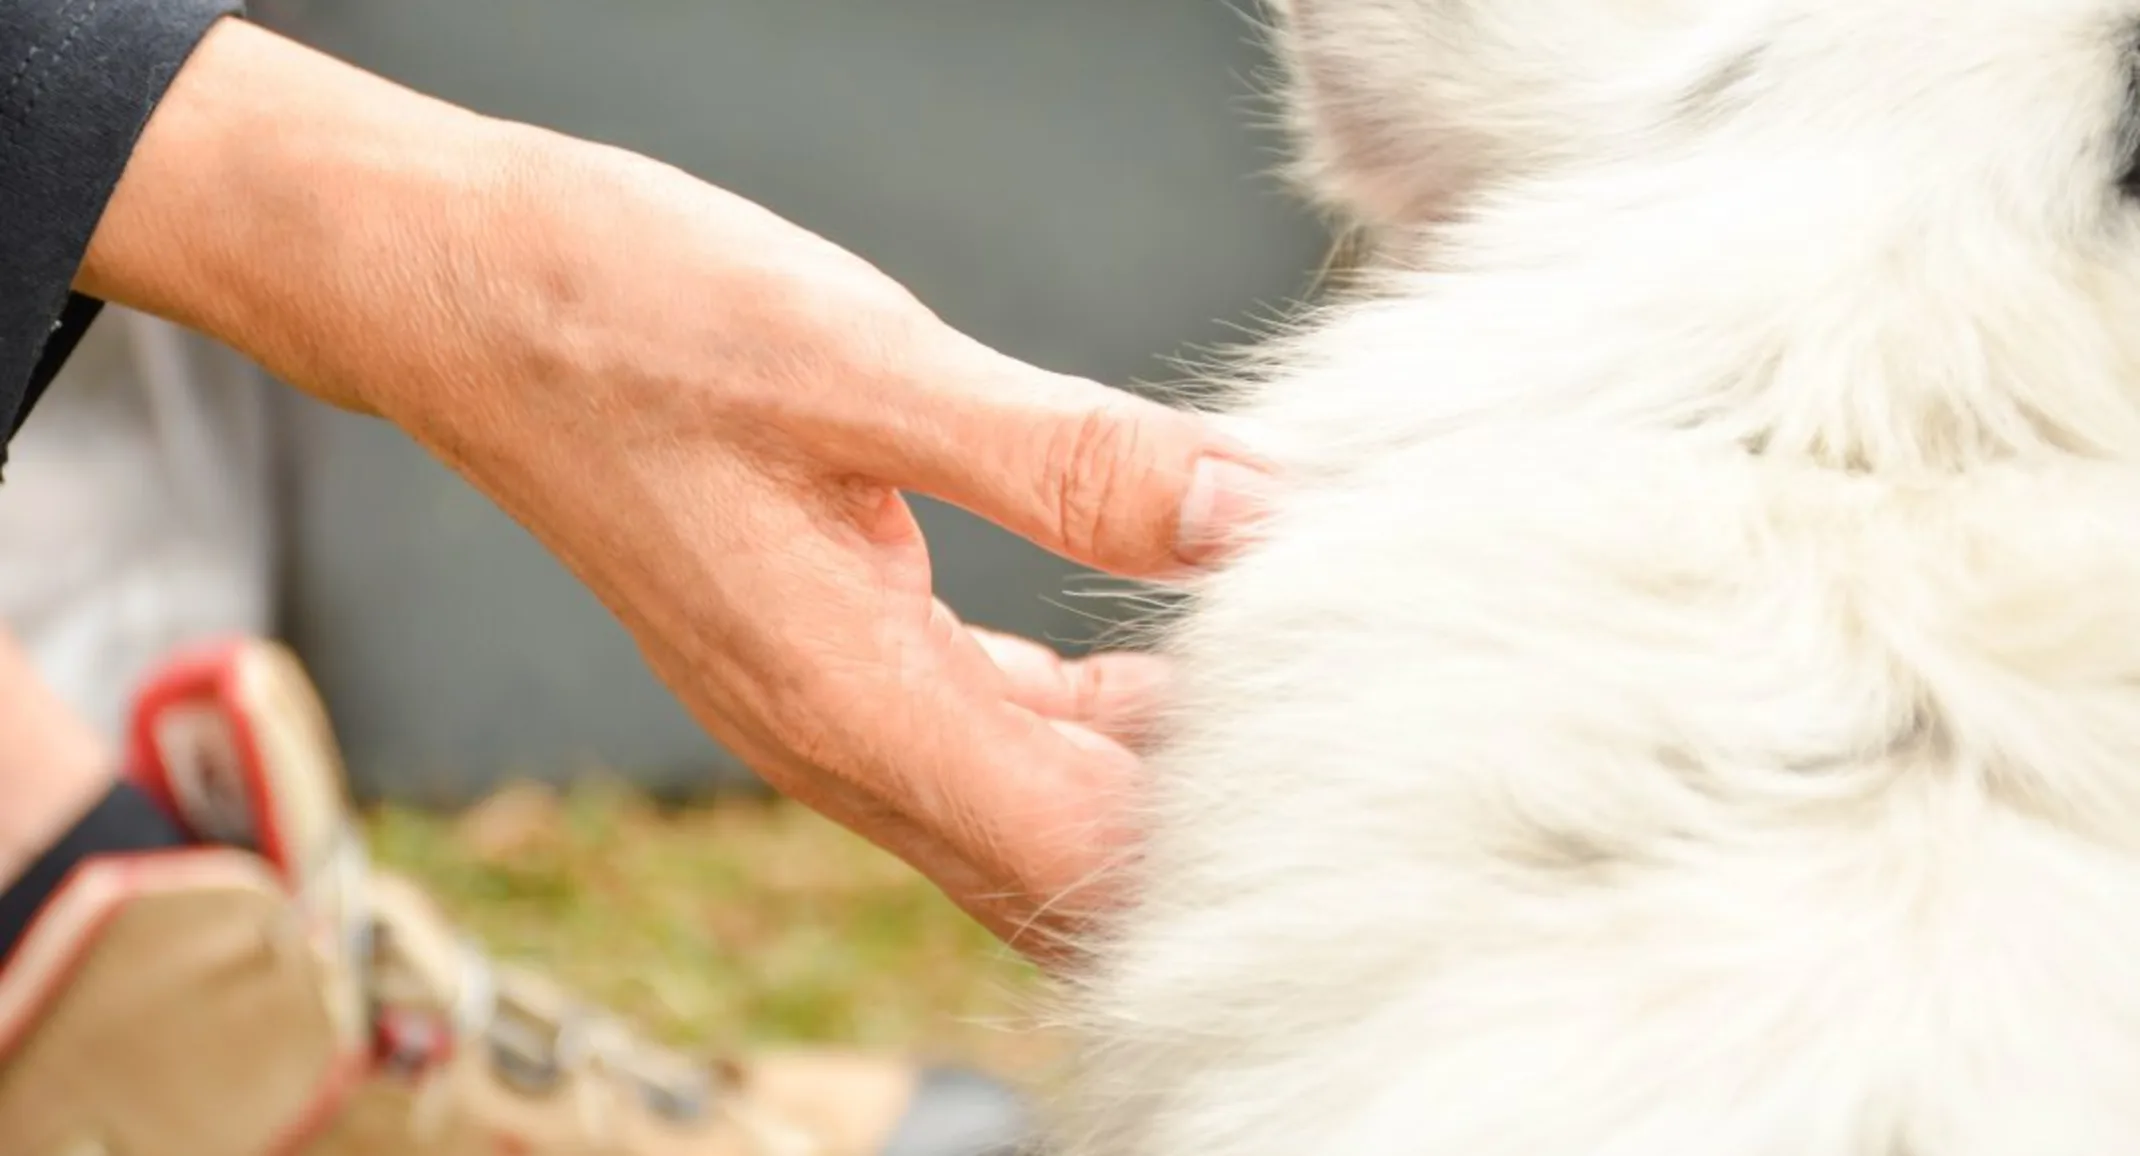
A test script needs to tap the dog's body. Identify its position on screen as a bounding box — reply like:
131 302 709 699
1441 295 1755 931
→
1063 3 2140 1153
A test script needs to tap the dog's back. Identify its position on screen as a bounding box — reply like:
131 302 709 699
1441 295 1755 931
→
1063 3 2140 1153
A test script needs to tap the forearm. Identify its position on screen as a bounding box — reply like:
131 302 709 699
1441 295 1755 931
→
76 18 580 420
64 16 861 661
0 629 110 891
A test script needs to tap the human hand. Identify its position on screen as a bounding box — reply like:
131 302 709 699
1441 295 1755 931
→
83 19 1273 956
427 162 1269 952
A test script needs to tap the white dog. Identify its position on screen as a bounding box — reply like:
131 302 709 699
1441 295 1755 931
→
1060 2 2140 1153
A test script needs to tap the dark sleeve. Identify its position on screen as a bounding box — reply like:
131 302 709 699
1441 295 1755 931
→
0 0 244 472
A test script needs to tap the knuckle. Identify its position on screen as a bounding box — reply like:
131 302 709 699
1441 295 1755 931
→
1044 405 1148 564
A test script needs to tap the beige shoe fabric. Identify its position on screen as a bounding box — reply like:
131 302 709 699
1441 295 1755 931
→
0 852 366 1156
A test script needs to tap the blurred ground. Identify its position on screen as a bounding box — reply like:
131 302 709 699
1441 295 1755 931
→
362 780 1063 1080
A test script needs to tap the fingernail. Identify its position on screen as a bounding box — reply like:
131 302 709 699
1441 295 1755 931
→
1175 456 1275 566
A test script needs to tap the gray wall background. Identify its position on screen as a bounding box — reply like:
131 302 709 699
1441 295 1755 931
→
252 0 1327 803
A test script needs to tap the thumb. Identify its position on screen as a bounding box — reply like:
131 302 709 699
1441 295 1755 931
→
869 342 1276 577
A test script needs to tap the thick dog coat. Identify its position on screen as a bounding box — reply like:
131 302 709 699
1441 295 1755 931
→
1062 2 2140 1153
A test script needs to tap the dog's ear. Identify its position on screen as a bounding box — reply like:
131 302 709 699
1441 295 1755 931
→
1272 0 1730 227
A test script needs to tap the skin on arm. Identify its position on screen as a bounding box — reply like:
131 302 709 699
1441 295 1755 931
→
0 628 113 892
74 18 1270 957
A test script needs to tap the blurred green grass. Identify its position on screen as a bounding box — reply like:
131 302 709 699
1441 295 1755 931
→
361 779 1061 1078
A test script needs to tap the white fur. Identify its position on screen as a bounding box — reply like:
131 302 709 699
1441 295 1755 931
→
1061 2 2140 1153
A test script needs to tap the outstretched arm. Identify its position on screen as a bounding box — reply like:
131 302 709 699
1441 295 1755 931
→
48 15 1269 953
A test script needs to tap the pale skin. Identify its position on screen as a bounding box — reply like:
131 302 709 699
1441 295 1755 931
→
0 17 1271 956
